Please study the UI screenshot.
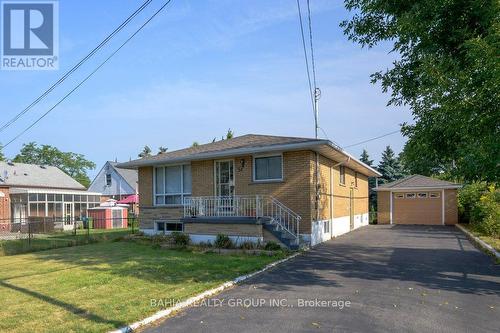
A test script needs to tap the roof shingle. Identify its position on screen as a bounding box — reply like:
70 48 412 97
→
376 175 461 190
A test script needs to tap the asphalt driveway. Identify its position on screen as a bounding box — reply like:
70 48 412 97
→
143 225 500 333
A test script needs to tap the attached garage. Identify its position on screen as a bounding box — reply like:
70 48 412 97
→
376 175 461 225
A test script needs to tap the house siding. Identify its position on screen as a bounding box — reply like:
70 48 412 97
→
377 191 391 224
444 189 458 225
189 151 314 234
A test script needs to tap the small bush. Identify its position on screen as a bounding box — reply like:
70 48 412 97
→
171 232 190 247
264 241 282 251
214 234 233 249
240 241 257 250
459 183 500 237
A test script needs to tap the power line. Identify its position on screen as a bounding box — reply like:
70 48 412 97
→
0 0 153 134
3 0 174 148
296 0 314 113
306 0 317 91
342 130 401 149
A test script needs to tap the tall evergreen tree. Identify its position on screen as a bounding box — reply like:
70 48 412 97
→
359 149 373 166
359 149 377 211
377 146 405 184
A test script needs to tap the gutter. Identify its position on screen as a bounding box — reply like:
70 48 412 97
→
119 140 382 177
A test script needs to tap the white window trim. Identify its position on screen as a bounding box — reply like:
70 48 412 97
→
252 153 284 182
153 164 192 207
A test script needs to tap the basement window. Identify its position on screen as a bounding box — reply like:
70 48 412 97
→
156 221 183 233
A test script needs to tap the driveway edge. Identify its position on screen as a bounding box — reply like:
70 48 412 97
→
456 224 500 261
109 252 302 333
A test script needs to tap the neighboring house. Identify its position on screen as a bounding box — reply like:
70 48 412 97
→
118 134 380 248
376 175 461 225
0 161 101 230
88 161 138 202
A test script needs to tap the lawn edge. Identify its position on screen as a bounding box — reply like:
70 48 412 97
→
456 224 500 261
109 251 302 333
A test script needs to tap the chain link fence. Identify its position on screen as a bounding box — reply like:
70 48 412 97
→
0 215 138 256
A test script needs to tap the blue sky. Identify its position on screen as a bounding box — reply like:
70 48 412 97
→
0 0 413 178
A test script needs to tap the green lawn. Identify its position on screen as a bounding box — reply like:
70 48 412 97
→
0 228 132 256
0 241 283 333
460 224 500 252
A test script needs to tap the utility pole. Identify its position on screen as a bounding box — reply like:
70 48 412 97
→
314 87 321 223
314 88 321 139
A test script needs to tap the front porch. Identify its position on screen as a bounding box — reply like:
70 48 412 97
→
182 195 302 248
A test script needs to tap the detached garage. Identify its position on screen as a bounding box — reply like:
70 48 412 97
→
376 175 461 225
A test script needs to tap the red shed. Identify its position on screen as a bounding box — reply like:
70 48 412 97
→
88 206 128 229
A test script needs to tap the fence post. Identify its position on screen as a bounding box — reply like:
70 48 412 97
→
86 217 90 243
28 221 31 248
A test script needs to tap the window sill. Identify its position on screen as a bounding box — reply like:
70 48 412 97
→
250 179 284 185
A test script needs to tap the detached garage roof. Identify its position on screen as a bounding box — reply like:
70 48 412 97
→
375 175 461 191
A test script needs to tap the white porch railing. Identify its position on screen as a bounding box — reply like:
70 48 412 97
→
183 195 301 242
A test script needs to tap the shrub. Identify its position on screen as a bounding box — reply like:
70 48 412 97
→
240 241 258 250
171 232 190 247
214 234 233 249
459 183 500 237
458 182 489 223
264 241 282 251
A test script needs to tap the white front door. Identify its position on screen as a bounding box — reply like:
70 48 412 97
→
215 160 234 197
215 160 234 216
64 203 73 226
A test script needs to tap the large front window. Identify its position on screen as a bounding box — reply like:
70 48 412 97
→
155 165 191 205
253 155 283 181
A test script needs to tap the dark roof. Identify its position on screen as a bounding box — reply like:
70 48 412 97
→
117 134 381 177
109 162 138 187
376 175 461 190
0 161 85 190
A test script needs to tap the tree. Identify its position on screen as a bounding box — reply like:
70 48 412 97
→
359 149 373 166
192 142 199 147
13 142 95 187
360 149 377 211
138 145 152 158
377 146 405 184
341 0 500 182
0 144 5 162
158 146 168 154
225 129 234 139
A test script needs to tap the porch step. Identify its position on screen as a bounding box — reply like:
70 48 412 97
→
262 220 299 250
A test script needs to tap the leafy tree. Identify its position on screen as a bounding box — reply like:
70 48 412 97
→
138 145 152 158
158 146 168 154
226 129 234 139
377 146 405 184
192 142 199 147
341 0 500 182
13 142 95 187
359 149 377 211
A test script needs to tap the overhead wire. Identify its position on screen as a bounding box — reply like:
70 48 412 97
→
3 0 174 148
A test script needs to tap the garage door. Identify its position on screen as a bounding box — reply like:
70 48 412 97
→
393 192 442 225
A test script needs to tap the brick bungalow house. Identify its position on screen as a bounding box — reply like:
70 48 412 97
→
118 134 381 247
